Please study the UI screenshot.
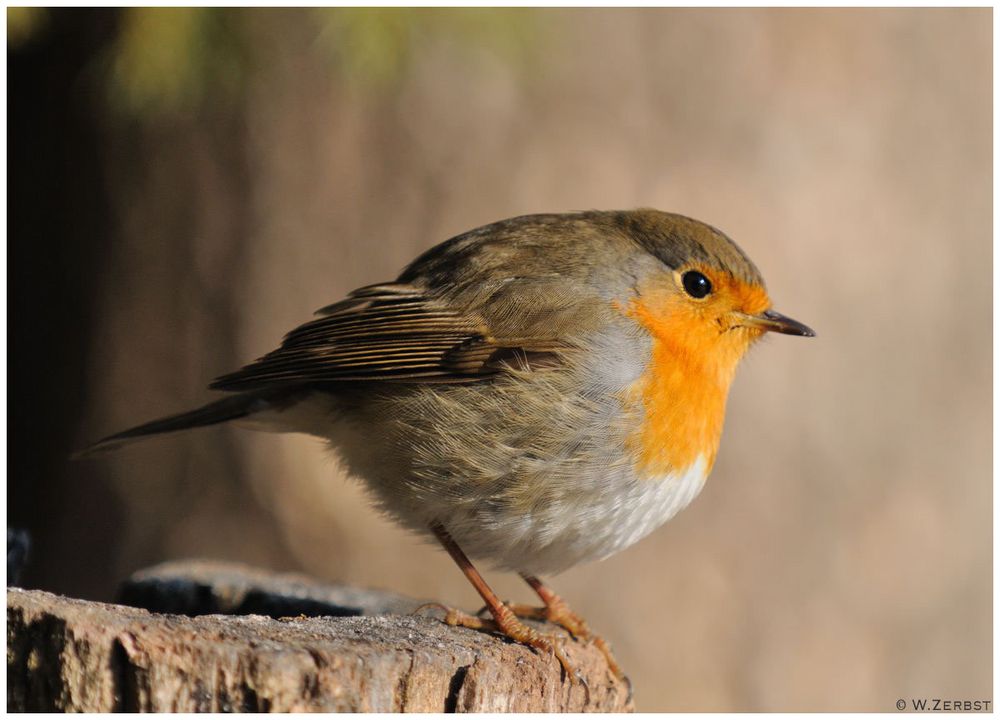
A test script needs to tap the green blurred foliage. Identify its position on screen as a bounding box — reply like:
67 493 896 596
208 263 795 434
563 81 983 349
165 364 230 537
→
102 8 540 119
108 8 248 118
313 8 541 90
7 6 49 47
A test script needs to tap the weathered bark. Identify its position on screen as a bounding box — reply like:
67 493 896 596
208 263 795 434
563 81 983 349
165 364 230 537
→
7 561 633 712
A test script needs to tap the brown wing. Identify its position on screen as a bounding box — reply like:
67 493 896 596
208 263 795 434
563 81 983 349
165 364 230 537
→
210 283 565 390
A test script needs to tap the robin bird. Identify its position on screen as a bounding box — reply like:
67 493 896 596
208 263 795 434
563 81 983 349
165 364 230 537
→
83 209 814 681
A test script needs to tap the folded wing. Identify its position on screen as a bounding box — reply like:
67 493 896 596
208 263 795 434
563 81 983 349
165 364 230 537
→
210 283 568 390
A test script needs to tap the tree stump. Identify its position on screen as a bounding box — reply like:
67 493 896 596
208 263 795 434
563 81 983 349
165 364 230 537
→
7 560 634 712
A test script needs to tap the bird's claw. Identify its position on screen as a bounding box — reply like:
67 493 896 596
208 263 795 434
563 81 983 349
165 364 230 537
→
411 601 451 617
432 602 578 681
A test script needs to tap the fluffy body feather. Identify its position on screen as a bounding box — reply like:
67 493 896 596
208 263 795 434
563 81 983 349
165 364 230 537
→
90 209 801 575
246 321 708 574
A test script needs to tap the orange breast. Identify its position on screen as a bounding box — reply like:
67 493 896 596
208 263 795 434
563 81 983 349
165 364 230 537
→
621 285 761 478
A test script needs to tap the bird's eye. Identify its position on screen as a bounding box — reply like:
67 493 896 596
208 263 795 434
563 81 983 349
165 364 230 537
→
682 270 712 299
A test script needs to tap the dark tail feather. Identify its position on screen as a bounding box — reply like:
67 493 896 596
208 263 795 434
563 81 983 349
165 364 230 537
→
74 393 272 459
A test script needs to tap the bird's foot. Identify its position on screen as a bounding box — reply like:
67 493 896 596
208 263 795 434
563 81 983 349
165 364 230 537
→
502 597 625 682
503 597 591 638
441 604 578 681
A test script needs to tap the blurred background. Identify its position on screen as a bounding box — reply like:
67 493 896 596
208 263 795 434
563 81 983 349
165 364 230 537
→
8 7 991 711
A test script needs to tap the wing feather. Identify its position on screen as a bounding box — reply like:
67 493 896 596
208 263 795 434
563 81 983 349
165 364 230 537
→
210 283 561 390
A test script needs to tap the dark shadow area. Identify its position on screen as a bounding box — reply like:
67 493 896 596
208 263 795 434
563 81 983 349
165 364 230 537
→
114 559 419 619
8 8 127 600
118 576 365 618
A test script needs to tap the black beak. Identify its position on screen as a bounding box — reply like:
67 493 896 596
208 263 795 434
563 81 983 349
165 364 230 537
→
738 309 816 337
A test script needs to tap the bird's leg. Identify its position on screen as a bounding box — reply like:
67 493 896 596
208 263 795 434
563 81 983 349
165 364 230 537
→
429 523 574 678
506 574 625 680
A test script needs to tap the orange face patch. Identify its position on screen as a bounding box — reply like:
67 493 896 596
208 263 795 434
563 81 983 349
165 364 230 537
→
620 266 770 477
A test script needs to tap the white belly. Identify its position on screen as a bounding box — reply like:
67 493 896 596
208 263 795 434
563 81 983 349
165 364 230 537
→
447 455 710 575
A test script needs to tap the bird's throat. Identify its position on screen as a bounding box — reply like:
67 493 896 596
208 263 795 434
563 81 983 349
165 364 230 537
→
622 296 746 478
